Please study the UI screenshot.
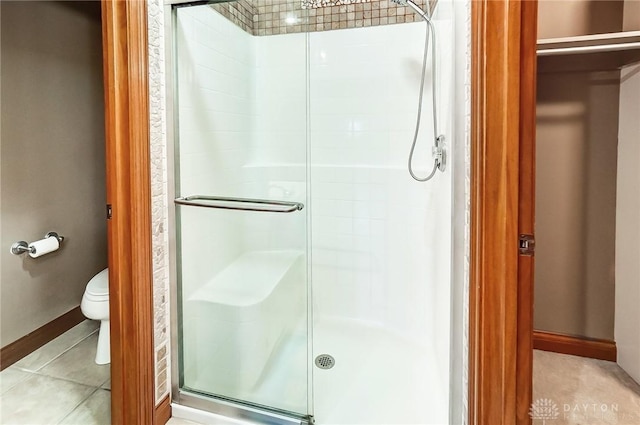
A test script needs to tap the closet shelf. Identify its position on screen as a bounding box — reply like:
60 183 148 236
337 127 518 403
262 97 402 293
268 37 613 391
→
537 31 640 72
537 31 640 56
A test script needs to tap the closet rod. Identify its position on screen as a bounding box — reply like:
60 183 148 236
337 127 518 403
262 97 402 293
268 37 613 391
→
538 42 640 56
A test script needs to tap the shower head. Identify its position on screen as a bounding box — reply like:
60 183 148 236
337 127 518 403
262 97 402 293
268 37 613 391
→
390 0 433 21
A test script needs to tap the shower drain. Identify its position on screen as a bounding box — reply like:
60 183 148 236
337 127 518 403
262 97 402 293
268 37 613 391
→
315 354 335 369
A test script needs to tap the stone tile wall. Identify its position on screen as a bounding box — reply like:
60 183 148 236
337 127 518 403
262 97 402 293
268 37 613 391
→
148 0 171 404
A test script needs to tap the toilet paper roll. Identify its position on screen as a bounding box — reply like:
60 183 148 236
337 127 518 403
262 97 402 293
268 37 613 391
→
28 236 60 258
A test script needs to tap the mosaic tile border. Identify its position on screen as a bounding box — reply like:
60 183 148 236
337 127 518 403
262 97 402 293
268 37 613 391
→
209 0 430 36
286 1 424 35
211 0 256 35
302 0 372 9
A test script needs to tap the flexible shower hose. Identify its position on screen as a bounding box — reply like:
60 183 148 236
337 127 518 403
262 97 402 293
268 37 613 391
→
408 15 440 182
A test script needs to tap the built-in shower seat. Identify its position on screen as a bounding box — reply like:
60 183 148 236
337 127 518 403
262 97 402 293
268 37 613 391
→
183 250 304 392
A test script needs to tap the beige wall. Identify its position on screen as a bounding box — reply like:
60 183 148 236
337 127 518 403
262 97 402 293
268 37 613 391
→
623 0 640 31
535 70 619 340
0 1 107 347
538 0 624 39
615 64 640 382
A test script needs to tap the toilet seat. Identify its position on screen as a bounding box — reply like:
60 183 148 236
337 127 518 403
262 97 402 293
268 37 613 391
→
84 292 109 302
87 269 109 295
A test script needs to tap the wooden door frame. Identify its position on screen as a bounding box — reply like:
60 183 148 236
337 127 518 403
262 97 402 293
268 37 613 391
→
469 0 537 424
102 0 538 423
102 0 157 423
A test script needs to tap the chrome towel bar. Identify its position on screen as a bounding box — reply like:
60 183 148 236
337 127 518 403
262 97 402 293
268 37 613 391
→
174 195 304 213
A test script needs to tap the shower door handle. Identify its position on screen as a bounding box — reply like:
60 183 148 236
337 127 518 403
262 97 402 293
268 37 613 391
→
175 195 304 213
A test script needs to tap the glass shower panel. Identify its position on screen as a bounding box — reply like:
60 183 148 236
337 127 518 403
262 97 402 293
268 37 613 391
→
174 2 309 417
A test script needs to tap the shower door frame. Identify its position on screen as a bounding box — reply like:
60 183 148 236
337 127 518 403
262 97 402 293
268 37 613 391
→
101 0 538 423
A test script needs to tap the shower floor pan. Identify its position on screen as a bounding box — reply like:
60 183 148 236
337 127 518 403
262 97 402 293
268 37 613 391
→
312 317 449 424
182 250 305 394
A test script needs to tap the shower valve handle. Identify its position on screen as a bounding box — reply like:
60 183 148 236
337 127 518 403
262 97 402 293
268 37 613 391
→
432 135 446 172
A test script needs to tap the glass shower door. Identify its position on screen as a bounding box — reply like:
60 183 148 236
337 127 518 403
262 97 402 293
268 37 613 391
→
173 2 309 418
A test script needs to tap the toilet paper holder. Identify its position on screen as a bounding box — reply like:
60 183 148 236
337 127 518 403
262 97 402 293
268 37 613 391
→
10 232 64 255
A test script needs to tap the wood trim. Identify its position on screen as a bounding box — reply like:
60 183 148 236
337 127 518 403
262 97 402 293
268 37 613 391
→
102 0 155 424
470 0 538 423
0 307 85 371
516 1 538 424
154 395 172 425
533 331 617 362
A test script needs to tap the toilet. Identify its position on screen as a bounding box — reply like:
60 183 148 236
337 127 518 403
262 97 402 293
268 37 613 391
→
81 268 110 365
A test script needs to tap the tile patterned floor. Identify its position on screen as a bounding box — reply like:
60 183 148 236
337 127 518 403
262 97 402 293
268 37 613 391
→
0 320 110 425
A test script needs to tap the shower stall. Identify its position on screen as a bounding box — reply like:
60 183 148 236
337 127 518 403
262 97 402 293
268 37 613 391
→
168 1 457 423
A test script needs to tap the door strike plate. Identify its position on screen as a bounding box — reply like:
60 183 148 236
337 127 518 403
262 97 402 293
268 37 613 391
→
519 234 535 256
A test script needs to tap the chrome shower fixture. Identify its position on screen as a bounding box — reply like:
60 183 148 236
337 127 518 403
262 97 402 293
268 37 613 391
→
390 0 433 21
391 0 444 182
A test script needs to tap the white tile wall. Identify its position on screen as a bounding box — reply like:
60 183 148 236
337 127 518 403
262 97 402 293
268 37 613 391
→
176 7 255 301
176 9 308 274
308 19 452 348
245 33 307 254
176 7 255 195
